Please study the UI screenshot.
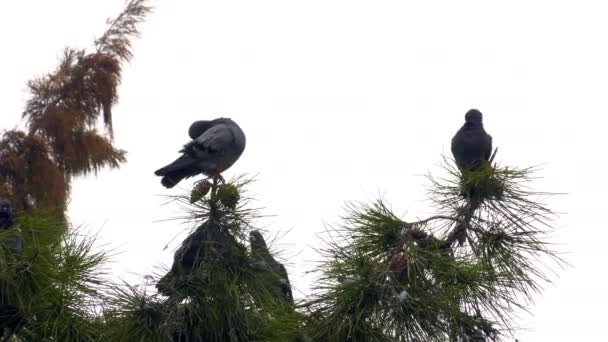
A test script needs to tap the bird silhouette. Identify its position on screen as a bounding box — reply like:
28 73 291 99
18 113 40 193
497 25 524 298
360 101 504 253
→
451 109 492 171
155 118 246 188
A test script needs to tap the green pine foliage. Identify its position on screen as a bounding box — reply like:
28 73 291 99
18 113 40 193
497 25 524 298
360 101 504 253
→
99 178 304 342
0 1 565 341
0 209 109 341
2 163 562 341
302 160 563 341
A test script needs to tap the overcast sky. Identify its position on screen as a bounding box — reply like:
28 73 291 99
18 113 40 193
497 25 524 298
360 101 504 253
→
1 0 607 340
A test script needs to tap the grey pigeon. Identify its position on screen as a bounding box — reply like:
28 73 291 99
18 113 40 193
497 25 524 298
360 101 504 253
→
156 219 241 297
0 199 15 230
451 109 493 171
155 118 246 188
249 230 294 304
0 199 23 257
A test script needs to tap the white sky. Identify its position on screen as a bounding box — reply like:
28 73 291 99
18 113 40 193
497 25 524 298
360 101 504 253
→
1 1 607 340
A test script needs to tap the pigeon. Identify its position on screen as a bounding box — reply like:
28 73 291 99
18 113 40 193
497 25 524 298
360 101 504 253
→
0 199 23 257
157 220 227 296
0 199 15 230
451 109 493 171
155 118 246 188
249 230 294 304
0 304 22 342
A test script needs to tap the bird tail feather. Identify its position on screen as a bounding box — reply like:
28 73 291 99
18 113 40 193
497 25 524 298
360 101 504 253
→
154 155 196 176
155 155 199 188
161 174 185 188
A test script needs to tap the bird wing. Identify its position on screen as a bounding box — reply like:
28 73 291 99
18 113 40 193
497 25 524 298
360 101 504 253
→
249 231 293 301
276 262 289 282
277 262 293 300
250 231 272 259
483 133 493 161
450 127 467 160
182 123 234 156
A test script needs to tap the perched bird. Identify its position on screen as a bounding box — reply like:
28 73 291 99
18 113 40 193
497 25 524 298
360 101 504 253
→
157 220 223 296
0 199 15 230
157 219 247 297
451 109 493 171
249 230 294 304
0 199 23 257
0 304 22 342
155 118 246 188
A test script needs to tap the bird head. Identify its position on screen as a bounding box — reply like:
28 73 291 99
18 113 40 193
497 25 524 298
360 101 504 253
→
464 109 483 125
188 120 214 140
249 230 268 248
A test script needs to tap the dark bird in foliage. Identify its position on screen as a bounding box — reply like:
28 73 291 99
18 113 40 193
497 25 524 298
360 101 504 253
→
249 230 294 304
156 221 219 297
157 219 247 297
0 199 15 230
0 304 23 342
155 118 246 188
451 109 493 171
0 199 23 257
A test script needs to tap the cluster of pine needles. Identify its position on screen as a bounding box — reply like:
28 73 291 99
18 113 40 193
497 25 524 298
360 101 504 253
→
0 0 566 339
98 177 304 342
303 158 564 342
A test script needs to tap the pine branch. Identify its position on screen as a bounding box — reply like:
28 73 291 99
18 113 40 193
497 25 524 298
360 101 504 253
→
303 157 564 341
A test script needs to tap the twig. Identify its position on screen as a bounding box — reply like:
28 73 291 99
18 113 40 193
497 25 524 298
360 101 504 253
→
407 215 461 226
489 147 499 164
295 297 326 309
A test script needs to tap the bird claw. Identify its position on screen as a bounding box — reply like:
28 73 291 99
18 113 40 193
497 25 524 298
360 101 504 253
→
206 173 225 184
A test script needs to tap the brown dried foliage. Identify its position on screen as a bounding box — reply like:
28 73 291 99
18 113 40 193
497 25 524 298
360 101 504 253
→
65 130 126 176
24 49 121 138
0 0 150 212
95 0 152 62
0 130 67 212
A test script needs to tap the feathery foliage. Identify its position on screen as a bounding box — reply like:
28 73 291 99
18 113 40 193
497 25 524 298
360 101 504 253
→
1 1 566 340
0 1 151 341
303 158 563 341
0 209 110 341
100 177 304 342
96 0 151 63
0 130 67 212
1 0 151 213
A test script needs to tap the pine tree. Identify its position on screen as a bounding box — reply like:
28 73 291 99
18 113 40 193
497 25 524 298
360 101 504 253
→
101 161 562 342
300 161 563 341
0 2 564 341
101 178 304 342
0 1 151 340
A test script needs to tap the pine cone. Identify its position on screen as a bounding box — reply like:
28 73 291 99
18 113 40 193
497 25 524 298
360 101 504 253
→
189 180 212 203
389 253 408 275
407 227 428 241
